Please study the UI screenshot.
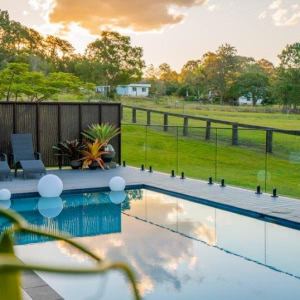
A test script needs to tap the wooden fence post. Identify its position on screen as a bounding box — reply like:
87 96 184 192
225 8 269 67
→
183 117 188 136
132 108 136 123
266 130 273 153
147 111 151 126
164 113 168 132
232 124 239 145
205 121 211 140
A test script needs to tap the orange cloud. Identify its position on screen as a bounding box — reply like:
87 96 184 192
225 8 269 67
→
49 0 207 33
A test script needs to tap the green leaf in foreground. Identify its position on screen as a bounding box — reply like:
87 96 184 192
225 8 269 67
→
0 231 21 300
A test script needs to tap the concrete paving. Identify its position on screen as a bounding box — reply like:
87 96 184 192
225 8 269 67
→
22 271 62 300
1 166 300 227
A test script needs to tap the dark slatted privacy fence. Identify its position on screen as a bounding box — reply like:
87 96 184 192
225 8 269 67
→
0 102 121 167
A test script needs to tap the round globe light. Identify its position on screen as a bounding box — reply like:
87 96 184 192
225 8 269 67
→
38 197 63 218
38 175 63 198
0 200 11 210
109 191 126 204
0 189 11 201
109 176 126 191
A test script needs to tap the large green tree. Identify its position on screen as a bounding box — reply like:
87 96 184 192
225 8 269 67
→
233 64 270 106
85 31 145 89
202 44 239 103
272 43 300 109
0 63 95 102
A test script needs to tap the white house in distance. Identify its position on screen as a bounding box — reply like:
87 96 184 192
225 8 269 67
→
238 96 263 106
96 84 151 97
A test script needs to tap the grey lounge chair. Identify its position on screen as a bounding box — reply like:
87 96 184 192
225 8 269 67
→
0 153 11 181
11 134 46 179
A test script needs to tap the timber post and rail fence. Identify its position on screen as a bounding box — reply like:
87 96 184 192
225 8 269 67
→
121 104 300 153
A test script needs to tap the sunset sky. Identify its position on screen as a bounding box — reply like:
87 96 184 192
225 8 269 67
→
1 0 300 70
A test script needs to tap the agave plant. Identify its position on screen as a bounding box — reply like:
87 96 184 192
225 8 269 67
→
82 123 121 146
79 139 107 169
53 140 85 161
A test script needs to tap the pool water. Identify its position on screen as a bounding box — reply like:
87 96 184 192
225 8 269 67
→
1 189 300 299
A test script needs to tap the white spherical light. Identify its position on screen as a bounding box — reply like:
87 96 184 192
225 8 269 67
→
109 176 126 191
0 189 11 201
38 197 63 218
0 200 11 210
38 175 63 198
109 191 126 204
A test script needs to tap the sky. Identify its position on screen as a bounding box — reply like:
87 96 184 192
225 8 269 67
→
1 0 300 70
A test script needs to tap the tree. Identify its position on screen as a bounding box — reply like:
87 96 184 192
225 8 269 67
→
157 63 179 95
234 64 270 106
179 60 206 98
279 43 300 68
0 63 29 101
257 59 274 75
272 43 300 109
85 31 145 89
74 58 107 84
0 63 95 102
202 44 239 103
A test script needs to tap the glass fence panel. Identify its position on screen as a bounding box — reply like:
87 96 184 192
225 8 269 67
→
267 131 300 199
122 107 132 123
145 125 178 173
121 124 146 167
216 129 266 191
178 127 216 181
121 123 300 199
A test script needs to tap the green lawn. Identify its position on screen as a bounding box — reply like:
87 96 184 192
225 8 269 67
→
122 125 300 199
121 97 300 130
120 99 300 199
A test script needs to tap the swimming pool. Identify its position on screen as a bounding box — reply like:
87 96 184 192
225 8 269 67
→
2 188 300 299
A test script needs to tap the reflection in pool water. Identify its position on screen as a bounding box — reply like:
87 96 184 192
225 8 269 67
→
5 189 300 299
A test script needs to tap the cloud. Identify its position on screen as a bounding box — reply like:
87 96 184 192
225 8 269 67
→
207 4 219 12
272 8 300 25
266 0 300 26
48 0 208 33
269 0 282 10
259 11 267 19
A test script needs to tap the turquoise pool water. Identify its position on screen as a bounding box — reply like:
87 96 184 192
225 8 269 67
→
1 189 300 299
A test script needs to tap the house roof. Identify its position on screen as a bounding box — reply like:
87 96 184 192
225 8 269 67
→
125 84 151 88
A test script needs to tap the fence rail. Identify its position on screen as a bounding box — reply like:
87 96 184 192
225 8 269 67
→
122 105 300 153
0 102 121 167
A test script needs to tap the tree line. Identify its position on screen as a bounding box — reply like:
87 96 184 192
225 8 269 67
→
0 10 299 108
146 43 300 108
0 10 144 101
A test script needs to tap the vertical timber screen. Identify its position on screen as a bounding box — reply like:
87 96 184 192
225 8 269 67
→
0 102 121 167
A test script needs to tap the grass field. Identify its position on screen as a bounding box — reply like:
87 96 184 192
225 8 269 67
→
121 97 300 130
120 98 300 199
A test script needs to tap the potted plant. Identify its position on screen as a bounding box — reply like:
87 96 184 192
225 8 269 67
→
79 139 107 170
82 123 121 163
53 140 85 169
